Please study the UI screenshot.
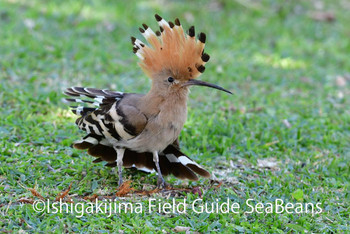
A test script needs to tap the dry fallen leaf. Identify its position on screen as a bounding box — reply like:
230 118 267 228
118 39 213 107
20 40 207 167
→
135 188 159 196
27 188 45 200
18 198 35 204
215 181 223 189
116 181 134 197
83 194 99 202
55 182 73 201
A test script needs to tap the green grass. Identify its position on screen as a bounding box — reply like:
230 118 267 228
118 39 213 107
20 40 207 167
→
1 0 349 232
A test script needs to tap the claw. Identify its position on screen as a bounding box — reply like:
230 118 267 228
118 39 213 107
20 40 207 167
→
156 175 171 189
157 176 165 188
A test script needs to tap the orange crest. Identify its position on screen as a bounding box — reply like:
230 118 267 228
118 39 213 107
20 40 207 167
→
131 14 210 80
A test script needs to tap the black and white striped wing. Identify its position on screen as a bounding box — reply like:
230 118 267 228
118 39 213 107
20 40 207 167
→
64 87 129 140
64 87 124 116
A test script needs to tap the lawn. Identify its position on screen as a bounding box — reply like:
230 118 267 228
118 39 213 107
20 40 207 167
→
0 0 349 232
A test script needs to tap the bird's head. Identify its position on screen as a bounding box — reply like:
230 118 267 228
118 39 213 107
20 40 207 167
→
131 14 232 97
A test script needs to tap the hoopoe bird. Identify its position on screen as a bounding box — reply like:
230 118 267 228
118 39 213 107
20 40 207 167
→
63 14 231 188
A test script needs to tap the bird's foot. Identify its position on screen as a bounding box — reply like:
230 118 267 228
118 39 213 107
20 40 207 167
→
156 176 169 189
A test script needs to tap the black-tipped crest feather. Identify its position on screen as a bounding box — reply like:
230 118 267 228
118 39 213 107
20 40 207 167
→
155 14 162 21
188 26 195 37
198 33 206 43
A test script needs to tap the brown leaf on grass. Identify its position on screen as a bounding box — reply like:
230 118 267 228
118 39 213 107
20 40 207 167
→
115 181 134 197
83 194 99 202
27 188 45 200
309 11 335 22
135 188 160 196
55 182 73 201
174 226 191 233
18 198 34 204
215 181 223 188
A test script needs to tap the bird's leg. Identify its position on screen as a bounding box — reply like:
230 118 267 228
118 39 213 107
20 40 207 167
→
114 147 125 187
152 151 167 188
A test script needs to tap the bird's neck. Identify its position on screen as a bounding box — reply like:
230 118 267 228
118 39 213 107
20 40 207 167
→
140 86 189 118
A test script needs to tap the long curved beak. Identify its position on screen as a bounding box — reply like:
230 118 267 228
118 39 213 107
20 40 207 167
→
182 79 232 95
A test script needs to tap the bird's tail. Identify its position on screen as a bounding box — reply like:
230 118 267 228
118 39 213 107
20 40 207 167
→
74 134 211 181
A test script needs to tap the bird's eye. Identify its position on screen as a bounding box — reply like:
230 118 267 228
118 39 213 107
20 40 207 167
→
168 77 175 83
